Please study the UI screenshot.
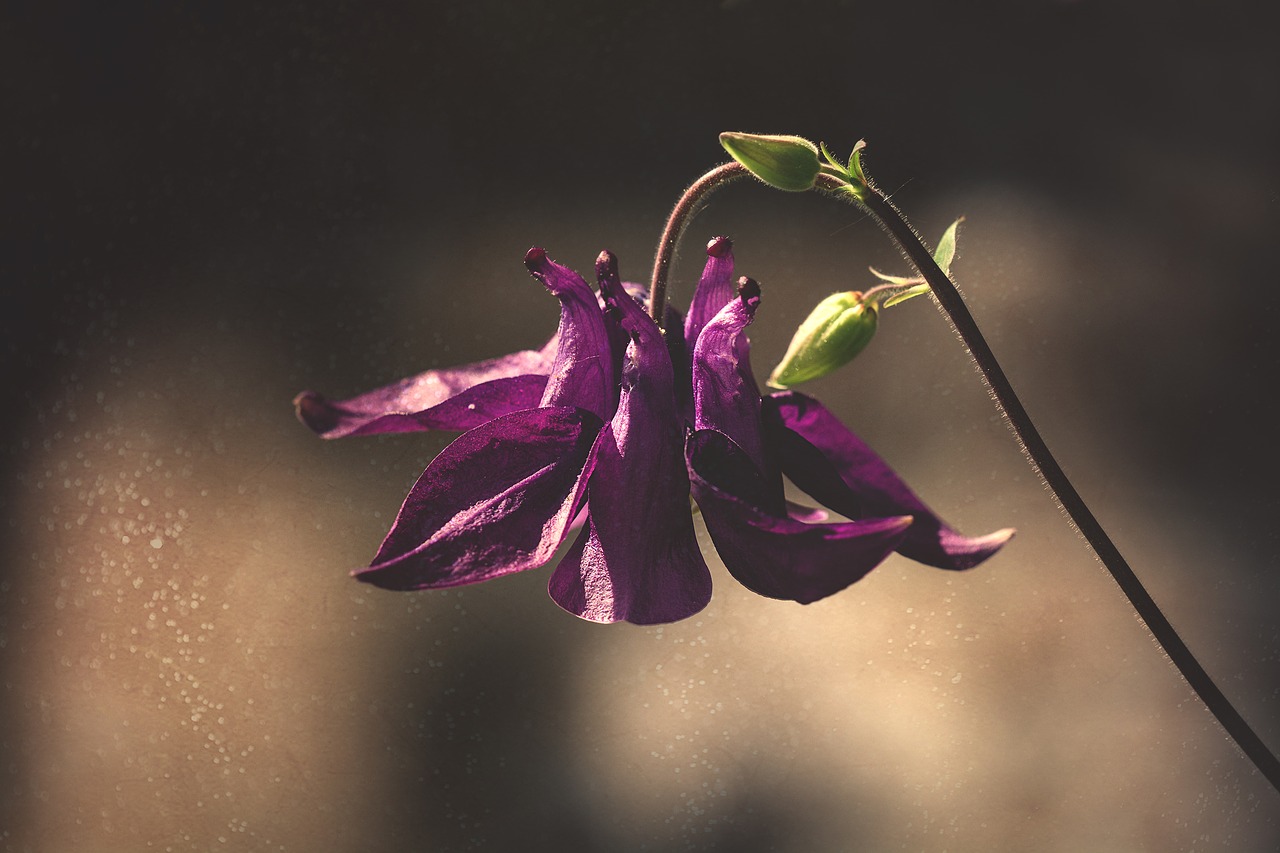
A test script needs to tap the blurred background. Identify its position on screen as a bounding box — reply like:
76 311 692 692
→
4 1 1279 850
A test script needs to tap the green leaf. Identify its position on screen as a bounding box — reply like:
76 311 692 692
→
847 139 867 183
881 283 932 308
719 132 821 192
877 218 964 308
933 217 963 275
819 140 847 174
868 268 921 286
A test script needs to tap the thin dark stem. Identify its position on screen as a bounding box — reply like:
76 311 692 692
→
816 172 1280 795
649 161 749 325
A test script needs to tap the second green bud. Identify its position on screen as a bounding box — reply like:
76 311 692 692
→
766 291 878 389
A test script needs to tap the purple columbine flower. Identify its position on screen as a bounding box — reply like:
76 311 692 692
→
295 238 1013 623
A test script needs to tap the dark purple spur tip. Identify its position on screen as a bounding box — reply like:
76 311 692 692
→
707 235 733 258
524 246 548 269
293 390 340 433
595 250 620 295
736 275 761 303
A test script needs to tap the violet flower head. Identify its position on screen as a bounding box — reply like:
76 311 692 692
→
295 239 1013 623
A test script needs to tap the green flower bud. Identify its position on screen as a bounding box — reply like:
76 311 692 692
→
766 291 878 389
719 132 821 192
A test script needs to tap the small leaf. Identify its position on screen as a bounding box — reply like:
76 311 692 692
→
819 140 847 173
868 268 921 286
719 132 821 192
933 217 963 275
847 139 868 183
881 283 932 308
876 219 964 309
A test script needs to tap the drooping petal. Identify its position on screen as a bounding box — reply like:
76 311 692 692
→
683 236 737 357
293 341 556 439
764 391 1015 570
549 251 711 624
354 406 602 591
687 429 912 604
525 247 615 420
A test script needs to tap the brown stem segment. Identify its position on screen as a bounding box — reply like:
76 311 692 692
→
817 172 1280 796
649 161 749 325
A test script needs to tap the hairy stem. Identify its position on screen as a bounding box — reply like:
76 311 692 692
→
649 161 749 325
816 171 1280 795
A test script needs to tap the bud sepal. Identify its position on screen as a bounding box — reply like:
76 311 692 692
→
765 290 879 389
719 132 822 192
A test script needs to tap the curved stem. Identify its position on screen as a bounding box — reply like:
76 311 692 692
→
815 172 1280 795
649 161 749 325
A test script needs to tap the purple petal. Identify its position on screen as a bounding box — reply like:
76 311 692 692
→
683 236 736 357
552 425 711 624
548 251 711 624
354 406 602 591
692 276 770 489
525 247 615 420
294 342 556 439
764 391 1015 570
688 429 912 604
